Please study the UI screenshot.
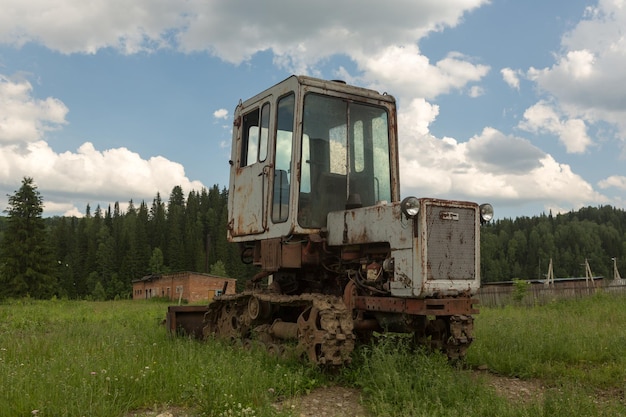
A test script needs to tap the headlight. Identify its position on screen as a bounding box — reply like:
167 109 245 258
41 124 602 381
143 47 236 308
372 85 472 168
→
401 196 420 218
479 203 494 224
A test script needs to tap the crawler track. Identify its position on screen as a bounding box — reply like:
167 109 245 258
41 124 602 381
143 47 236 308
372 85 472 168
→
203 292 355 366
445 314 474 360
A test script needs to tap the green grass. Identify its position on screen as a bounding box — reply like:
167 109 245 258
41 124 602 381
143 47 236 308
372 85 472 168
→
0 299 320 417
467 291 626 388
2 294 626 416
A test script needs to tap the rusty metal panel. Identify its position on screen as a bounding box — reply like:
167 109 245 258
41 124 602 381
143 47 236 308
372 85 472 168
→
261 238 281 271
166 305 208 338
326 203 412 249
281 241 302 268
353 296 479 316
425 203 476 281
229 166 267 236
417 199 481 297
388 248 414 296
354 296 478 315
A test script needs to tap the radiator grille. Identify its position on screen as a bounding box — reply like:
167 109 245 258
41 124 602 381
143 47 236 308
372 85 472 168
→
425 204 476 281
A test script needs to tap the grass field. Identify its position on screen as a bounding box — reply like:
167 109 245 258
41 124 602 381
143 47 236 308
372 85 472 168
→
1 293 625 416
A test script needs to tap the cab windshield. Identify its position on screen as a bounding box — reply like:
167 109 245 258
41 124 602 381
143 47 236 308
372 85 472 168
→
298 93 392 228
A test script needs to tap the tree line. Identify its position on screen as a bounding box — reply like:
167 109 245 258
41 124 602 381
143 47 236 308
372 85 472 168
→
0 177 254 300
481 206 626 282
1 177 625 299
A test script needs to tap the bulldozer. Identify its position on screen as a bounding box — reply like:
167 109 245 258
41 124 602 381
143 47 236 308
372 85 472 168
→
167 75 493 366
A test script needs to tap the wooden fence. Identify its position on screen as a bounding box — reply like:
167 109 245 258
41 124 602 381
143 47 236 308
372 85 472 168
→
477 279 626 307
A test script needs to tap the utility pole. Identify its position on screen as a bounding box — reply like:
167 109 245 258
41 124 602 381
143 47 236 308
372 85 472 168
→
584 258 595 288
613 257 624 284
544 258 554 287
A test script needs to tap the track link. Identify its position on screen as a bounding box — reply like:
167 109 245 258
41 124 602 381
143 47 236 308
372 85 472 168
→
445 314 474 360
203 292 355 366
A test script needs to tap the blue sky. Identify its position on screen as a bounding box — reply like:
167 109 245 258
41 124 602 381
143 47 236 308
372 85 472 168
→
0 0 624 219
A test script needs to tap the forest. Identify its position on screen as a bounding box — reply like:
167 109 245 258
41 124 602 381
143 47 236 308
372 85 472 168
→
0 177 625 299
481 205 626 283
0 178 255 300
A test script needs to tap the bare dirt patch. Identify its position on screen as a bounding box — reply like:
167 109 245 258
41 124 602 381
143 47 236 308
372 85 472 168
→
125 371 557 417
474 369 545 404
275 386 368 417
125 406 198 417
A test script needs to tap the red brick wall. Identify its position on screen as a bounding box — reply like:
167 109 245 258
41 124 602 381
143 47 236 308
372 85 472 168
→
132 272 237 302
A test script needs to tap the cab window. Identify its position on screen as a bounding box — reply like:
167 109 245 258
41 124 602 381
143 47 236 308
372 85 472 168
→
272 93 294 223
241 102 270 166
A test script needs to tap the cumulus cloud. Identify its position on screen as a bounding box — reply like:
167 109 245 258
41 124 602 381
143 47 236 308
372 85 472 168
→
0 0 488 72
501 67 520 90
598 175 626 191
518 101 592 154
0 74 204 216
0 0 185 54
395 100 605 212
466 128 544 175
0 75 68 143
360 46 490 100
0 140 204 215
527 1 626 144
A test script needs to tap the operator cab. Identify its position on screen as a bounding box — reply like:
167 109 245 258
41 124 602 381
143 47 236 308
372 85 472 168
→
228 75 400 242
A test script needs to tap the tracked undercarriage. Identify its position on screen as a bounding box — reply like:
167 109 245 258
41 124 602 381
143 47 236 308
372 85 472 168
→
197 289 475 366
202 291 355 366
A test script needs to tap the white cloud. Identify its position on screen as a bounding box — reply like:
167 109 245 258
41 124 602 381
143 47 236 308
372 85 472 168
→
518 101 592 154
598 175 626 191
0 0 488 72
177 1 488 69
527 1 626 146
0 73 205 216
466 127 545 175
213 108 228 119
398 98 440 137
0 140 204 210
468 85 484 98
395 100 605 212
0 0 184 54
501 67 520 90
360 46 490 100
0 75 68 143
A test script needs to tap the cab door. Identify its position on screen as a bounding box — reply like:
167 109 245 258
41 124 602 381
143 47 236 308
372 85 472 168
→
229 101 272 236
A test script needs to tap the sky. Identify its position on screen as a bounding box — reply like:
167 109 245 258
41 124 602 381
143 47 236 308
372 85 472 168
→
0 0 625 219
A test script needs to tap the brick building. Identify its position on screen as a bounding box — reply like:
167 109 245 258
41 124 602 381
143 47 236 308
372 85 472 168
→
132 271 237 303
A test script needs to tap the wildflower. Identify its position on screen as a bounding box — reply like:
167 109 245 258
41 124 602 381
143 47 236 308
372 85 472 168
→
31 410 39 415
91 372 97 376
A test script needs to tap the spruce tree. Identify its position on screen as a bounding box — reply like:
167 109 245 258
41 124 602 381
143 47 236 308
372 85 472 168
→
0 177 56 298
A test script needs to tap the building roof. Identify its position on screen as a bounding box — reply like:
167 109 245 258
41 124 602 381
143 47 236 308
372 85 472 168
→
131 271 235 284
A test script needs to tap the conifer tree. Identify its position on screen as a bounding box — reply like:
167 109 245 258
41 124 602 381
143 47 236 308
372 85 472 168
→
166 186 186 271
0 177 56 298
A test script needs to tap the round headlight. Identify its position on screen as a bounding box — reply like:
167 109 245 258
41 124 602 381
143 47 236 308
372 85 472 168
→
401 196 420 218
479 203 494 223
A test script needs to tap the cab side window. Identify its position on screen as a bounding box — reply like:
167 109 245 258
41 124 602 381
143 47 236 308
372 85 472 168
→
272 93 294 223
241 103 270 167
